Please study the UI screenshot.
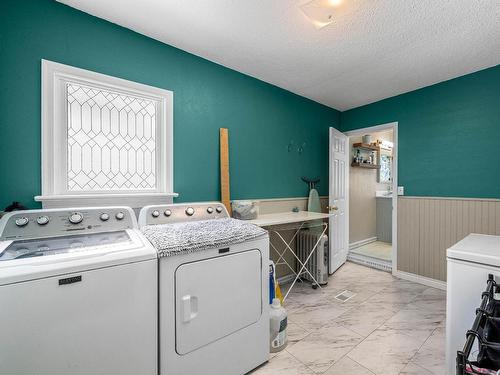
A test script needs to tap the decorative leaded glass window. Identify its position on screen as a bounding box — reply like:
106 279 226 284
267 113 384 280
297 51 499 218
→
66 83 157 191
37 60 176 208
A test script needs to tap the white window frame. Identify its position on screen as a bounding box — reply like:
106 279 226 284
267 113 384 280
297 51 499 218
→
35 60 177 208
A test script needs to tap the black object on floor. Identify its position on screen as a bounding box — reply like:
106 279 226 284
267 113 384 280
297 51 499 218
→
456 274 500 374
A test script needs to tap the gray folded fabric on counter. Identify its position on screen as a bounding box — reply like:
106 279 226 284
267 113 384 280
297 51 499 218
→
141 218 267 258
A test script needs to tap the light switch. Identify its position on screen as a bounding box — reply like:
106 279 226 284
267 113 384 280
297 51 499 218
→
397 186 404 196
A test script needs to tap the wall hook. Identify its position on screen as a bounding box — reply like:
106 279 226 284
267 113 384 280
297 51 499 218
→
298 142 307 154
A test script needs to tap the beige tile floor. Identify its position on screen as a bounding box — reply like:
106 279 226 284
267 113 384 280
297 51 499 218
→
251 262 446 375
351 241 392 261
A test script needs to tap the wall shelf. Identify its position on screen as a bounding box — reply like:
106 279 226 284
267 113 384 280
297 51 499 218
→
352 143 380 151
351 162 380 169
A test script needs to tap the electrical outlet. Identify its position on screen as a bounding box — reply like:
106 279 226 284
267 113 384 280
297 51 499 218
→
397 186 404 196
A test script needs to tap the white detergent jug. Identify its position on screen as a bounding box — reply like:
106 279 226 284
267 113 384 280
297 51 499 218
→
269 298 287 352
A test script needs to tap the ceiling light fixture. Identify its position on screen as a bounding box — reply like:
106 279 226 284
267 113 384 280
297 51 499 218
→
300 0 343 29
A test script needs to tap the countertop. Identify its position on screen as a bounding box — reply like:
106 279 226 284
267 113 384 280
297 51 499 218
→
248 211 331 227
376 191 393 199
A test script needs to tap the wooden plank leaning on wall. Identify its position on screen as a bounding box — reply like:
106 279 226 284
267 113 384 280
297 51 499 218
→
220 128 232 216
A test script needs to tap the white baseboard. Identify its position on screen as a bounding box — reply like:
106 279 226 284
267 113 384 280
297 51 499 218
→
349 237 377 250
393 270 446 291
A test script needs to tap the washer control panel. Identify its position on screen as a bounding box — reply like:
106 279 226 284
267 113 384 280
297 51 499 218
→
139 202 229 226
0 207 136 240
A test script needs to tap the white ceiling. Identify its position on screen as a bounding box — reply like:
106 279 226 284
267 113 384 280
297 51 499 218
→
58 0 500 111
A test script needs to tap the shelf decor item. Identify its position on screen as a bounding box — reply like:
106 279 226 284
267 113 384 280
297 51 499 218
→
362 134 372 144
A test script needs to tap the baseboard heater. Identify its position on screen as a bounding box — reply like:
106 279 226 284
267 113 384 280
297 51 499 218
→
347 252 392 273
297 230 328 287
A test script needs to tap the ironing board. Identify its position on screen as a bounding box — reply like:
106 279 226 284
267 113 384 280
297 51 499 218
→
248 211 331 301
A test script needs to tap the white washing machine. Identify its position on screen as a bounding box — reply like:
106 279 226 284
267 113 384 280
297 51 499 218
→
446 233 500 375
139 202 270 375
0 207 157 375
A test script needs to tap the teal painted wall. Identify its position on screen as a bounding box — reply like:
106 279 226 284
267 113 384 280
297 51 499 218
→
341 65 500 199
0 0 340 209
2 0 498 209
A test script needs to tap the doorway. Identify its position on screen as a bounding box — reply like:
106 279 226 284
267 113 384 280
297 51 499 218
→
345 122 398 272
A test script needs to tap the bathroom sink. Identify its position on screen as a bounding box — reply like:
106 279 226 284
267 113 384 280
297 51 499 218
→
376 191 392 198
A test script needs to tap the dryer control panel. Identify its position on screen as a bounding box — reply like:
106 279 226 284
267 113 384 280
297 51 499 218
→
139 202 229 227
0 207 136 240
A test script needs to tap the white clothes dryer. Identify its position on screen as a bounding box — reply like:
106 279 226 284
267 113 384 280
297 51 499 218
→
139 202 270 375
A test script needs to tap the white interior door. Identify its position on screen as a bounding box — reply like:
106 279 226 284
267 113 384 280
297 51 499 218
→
329 127 349 274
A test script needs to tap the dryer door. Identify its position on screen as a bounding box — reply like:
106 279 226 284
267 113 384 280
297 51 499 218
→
175 249 262 355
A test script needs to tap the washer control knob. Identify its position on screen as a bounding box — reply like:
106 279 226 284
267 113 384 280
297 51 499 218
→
36 216 50 225
164 209 172 217
151 210 160 218
69 212 83 224
115 212 125 220
100 213 110 221
15 217 29 227
185 207 195 216
216 206 223 213
207 207 214 214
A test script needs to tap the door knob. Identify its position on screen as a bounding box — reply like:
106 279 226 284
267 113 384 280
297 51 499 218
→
327 206 339 211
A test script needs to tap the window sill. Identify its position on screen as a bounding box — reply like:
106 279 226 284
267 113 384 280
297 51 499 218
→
34 193 179 209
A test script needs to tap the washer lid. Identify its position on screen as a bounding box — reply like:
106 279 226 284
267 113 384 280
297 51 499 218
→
447 233 500 267
0 231 133 261
0 229 156 285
